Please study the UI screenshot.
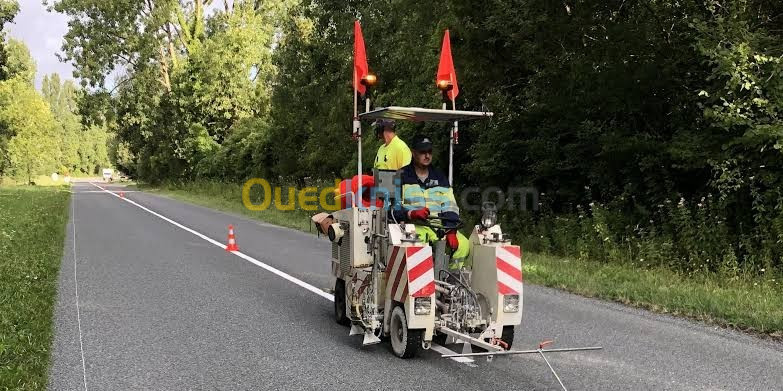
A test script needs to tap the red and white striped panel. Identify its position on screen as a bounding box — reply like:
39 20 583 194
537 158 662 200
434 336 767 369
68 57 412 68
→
384 246 406 301
496 246 523 295
405 246 435 298
385 246 435 302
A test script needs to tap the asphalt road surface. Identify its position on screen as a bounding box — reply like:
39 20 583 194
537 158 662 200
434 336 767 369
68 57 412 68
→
48 182 783 390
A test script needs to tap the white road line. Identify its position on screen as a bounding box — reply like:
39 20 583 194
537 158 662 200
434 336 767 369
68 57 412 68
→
87 182 332 301
71 190 89 391
86 182 473 366
431 344 478 367
71 190 139 193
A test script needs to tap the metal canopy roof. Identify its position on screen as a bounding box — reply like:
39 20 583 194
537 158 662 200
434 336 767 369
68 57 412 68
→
359 106 493 122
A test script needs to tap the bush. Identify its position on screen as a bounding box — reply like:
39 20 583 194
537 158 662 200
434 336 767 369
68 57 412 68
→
507 189 782 278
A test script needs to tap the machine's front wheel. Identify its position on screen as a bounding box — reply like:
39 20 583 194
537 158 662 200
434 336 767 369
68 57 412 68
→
389 305 422 358
500 325 515 350
334 279 350 326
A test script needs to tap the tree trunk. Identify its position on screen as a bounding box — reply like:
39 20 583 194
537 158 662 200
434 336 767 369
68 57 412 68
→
158 45 172 92
165 23 178 69
194 0 204 38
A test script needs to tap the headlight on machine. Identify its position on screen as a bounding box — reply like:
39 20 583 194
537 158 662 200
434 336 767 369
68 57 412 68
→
503 295 519 313
480 202 497 230
414 297 431 315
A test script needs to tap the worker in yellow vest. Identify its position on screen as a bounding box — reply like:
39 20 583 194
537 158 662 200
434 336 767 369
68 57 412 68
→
373 119 411 170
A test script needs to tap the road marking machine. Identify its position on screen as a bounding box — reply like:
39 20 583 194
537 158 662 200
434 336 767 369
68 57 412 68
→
311 23 601 390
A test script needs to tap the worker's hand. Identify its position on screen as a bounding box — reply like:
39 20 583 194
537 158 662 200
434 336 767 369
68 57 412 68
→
445 230 459 250
407 207 430 220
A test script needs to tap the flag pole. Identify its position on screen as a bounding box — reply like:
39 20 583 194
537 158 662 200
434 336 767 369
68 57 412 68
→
437 29 458 186
354 72 361 209
445 99 453 185
352 20 373 209
450 97 457 185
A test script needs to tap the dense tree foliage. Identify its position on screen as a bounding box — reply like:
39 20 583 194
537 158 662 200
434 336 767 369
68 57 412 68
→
53 0 293 179
0 77 56 183
0 0 18 81
55 0 783 273
0 7 111 182
42 73 111 175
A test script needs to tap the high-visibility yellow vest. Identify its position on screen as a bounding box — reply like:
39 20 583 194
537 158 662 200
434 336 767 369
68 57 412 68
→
374 135 412 170
401 184 459 215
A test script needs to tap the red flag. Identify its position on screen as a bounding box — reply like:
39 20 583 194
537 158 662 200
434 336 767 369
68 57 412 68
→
436 29 459 101
354 20 369 97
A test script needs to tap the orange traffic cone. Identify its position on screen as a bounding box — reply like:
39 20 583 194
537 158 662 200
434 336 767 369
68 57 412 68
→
226 225 239 251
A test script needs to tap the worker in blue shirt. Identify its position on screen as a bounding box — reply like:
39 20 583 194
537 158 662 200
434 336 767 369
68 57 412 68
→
392 134 470 266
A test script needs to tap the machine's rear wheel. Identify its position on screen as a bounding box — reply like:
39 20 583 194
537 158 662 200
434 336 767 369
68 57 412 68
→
389 305 422 358
500 325 515 350
334 279 349 326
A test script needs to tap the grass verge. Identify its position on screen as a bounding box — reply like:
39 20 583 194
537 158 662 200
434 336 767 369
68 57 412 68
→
144 180 782 338
522 253 781 337
0 186 71 390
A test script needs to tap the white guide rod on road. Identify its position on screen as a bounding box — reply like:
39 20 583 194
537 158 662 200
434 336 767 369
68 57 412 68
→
441 343 603 391
440 345 603 358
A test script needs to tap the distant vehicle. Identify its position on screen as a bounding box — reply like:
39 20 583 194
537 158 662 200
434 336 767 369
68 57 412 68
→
102 168 113 182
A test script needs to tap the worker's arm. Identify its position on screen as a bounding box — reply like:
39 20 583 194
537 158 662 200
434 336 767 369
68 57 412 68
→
389 205 408 223
390 182 427 223
389 205 429 223
373 148 382 169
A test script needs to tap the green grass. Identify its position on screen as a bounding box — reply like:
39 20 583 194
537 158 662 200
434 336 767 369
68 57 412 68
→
145 180 783 338
522 253 782 338
0 175 71 187
0 186 71 390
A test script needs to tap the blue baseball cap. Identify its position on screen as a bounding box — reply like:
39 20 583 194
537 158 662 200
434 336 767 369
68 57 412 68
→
411 134 433 151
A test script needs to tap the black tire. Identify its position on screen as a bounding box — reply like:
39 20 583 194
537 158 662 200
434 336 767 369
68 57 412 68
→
389 305 422 358
500 325 515 350
334 279 350 326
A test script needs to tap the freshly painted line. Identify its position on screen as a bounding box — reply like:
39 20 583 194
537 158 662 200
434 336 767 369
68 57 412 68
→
431 344 478 367
72 190 139 193
231 251 334 301
86 182 473 365
71 191 89 391
86 183 332 300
